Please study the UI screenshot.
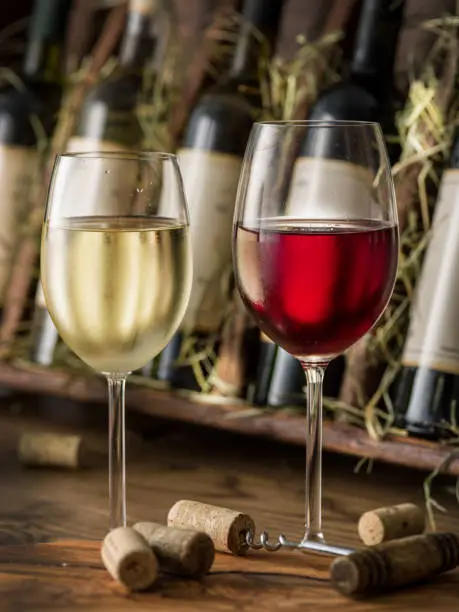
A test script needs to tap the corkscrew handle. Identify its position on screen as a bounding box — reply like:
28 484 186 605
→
331 532 459 597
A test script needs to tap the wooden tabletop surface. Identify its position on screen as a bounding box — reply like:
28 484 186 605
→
0 392 458 611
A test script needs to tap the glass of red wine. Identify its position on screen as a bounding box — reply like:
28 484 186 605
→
233 120 399 550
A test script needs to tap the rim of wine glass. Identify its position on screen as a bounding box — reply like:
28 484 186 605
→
253 120 380 128
57 150 177 161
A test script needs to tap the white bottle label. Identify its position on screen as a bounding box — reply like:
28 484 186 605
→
65 136 133 154
285 157 382 220
35 281 47 309
177 148 242 332
130 0 158 13
0 145 40 303
402 169 459 374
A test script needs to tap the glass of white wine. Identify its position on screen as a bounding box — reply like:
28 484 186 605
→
40 151 192 529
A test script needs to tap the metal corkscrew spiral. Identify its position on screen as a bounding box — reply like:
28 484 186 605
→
245 529 354 556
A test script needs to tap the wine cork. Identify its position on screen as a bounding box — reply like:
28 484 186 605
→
358 503 425 545
18 432 89 469
133 522 215 578
101 527 158 591
167 500 255 556
330 532 459 597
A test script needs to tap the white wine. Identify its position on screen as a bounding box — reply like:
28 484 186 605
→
42 216 191 374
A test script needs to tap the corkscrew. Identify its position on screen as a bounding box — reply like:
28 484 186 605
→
245 529 354 556
168 500 354 558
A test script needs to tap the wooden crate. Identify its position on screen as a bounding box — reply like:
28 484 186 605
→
1 360 458 476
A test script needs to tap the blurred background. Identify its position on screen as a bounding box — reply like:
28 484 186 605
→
0 0 459 479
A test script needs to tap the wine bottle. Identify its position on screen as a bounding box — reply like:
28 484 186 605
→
29 0 165 366
156 0 285 391
253 341 345 408
0 0 72 324
67 0 165 153
394 134 459 438
253 0 405 408
267 347 305 409
309 0 405 125
251 333 277 405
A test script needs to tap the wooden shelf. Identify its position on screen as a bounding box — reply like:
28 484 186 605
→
0 360 458 476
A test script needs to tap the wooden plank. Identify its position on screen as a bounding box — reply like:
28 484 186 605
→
0 539 333 612
4 402 458 550
0 360 458 476
0 404 458 610
0 537 458 611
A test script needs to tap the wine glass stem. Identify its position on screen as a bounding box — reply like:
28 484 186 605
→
301 364 326 544
107 374 127 530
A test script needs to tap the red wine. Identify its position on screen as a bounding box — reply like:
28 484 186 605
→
235 220 398 359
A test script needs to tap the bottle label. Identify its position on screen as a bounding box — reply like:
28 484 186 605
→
402 169 459 374
35 281 47 309
130 0 158 14
177 148 243 332
285 157 381 220
65 137 134 154
0 145 40 304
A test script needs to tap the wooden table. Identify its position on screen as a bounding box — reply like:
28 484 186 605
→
0 393 458 610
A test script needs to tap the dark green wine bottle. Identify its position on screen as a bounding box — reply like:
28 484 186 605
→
253 0 405 410
394 133 459 439
30 0 165 367
0 0 72 324
157 0 285 392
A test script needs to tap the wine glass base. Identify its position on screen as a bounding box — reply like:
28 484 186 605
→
246 529 353 556
300 530 325 546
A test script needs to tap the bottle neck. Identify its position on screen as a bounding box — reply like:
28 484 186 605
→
228 0 284 81
118 5 159 70
22 0 72 81
23 40 62 82
349 0 405 98
450 131 459 169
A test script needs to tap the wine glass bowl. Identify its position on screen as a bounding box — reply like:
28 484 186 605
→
233 120 398 545
235 217 398 362
41 151 192 528
42 215 191 375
